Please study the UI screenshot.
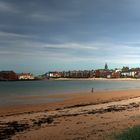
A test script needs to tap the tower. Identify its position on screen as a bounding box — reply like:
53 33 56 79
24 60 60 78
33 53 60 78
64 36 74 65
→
105 63 108 70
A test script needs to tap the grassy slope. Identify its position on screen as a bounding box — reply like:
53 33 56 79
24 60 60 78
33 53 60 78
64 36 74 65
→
116 125 140 140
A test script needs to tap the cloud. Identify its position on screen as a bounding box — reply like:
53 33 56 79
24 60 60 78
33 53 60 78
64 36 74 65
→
0 31 33 39
0 30 140 65
0 28 140 66
44 43 98 50
1 0 140 72
0 1 17 13
28 7 82 23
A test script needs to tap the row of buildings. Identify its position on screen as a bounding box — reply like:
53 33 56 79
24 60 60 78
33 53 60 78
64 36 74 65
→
46 64 140 79
0 71 35 81
2 64 140 80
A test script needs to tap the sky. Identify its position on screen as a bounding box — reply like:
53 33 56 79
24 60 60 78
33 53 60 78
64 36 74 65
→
1 0 140 74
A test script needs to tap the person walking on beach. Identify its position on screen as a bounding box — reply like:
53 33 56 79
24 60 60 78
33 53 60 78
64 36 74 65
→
91 88 94 93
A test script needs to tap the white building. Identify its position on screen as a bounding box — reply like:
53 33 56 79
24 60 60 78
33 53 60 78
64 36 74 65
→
18 73 34 80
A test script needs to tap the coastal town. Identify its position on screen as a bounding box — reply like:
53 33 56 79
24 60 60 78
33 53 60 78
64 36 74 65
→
1 64 140 81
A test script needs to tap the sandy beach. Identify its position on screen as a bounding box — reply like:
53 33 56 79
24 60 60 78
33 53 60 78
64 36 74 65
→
1 89 140 140
54 77 140 81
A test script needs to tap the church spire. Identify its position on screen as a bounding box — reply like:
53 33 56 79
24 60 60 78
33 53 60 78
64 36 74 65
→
105 63 108 70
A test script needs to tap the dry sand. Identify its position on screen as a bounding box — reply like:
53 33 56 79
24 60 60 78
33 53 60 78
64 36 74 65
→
55 77 140 81
1 89 140 140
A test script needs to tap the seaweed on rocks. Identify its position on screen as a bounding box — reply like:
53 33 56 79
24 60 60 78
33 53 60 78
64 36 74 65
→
33 117 54 126
0 121 29 140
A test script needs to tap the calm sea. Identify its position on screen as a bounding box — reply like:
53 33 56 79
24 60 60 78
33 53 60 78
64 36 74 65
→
0 80 140 106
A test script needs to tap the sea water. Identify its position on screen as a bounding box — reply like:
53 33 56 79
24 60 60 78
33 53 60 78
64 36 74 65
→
0 80 140 106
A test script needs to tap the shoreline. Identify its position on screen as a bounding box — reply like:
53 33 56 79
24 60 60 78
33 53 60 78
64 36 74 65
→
1 89 140 140
54 77 140 81
0 88 140 116
1 78 140 82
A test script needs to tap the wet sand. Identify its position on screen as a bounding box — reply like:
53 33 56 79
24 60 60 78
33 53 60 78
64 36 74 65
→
1 89 140 140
